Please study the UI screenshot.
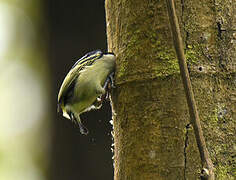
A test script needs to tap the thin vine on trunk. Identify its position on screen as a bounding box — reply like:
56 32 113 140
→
165 0 214 179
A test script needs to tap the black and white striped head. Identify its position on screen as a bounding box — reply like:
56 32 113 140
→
71 50 103 69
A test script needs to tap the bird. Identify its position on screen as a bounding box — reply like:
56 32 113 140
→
57 50 116 135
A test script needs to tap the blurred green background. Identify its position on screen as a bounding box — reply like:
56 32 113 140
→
0 0 113 179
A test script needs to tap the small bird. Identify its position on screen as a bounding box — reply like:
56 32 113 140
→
57 50 116 135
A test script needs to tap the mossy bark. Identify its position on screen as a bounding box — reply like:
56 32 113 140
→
105 0 235 179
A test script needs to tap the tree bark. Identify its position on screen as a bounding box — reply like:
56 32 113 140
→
105 0 235 179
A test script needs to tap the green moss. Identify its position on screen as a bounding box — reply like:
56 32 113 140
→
208 108 219 125
117 24 182 81
185 45 201 65
216 165 234 180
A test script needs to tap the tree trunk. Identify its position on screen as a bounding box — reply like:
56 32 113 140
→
105 0 235 179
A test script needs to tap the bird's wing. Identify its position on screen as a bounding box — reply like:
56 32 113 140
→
57 67 80 104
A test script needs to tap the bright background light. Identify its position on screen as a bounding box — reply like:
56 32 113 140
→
0 2 50 180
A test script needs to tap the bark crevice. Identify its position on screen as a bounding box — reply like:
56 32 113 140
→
180 0 189 49
183 123 191 180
